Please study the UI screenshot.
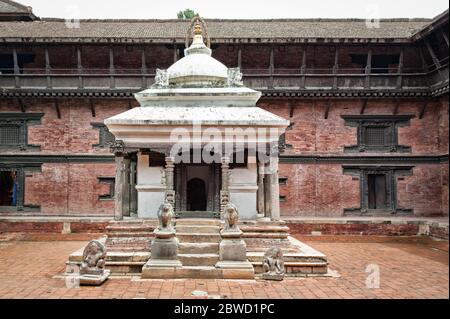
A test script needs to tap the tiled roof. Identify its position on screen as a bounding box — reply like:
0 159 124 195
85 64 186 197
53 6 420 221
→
0 0 30 13
0 18 432 42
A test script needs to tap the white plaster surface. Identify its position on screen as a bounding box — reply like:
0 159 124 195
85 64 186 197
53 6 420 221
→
136 153 166 219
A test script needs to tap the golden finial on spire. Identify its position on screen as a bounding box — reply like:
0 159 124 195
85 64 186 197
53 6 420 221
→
193 19 202 36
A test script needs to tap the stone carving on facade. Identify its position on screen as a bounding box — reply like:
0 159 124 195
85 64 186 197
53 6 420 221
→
79 240 110 285
222 202 240 233
262 246 285 281
109 140 125 155
153 69 169 88
227 68 244 87
157 202 175 231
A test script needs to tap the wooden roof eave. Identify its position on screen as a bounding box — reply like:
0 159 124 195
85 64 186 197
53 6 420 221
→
0 36 415 45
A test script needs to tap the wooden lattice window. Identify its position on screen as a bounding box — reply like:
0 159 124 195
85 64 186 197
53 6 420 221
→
0 113 43 151
0 125 20 146
342 115 414 153
365 127 387 146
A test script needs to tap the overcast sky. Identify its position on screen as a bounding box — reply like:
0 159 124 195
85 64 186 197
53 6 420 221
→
21 0 449 19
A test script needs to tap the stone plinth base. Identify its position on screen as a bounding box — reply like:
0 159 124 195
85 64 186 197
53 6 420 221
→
151 236 179 259
79 270 111 286
219 239 247 261
141 259 183 279
262 272 284 281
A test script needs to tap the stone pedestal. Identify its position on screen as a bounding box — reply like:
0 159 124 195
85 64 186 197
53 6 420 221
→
218 230 246 262
79 268 111 286
142 227 182 278
216 230 254 273
262 272 284 281
215 203 254 277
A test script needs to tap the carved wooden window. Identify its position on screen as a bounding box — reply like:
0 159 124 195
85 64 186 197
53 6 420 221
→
342 115 414 153
92 123 116 148
343 165 413 215
0 113 43 151
0 164 41 212
98 177 115 200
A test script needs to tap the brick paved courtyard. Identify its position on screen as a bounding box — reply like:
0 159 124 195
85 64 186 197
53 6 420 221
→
0 235 447 299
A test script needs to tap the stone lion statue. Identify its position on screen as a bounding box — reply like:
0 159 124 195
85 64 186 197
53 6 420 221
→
223 202 240 232
262 246 285 277
81 240 107 272
157 202 174 231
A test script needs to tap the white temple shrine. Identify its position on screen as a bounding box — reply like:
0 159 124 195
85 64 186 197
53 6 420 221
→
66 17 328 280
105 18 289 221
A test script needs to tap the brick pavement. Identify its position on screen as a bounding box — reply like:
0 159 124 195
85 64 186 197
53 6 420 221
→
0 236 447 299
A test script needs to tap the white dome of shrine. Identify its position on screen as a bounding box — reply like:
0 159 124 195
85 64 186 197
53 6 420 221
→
167 23 228 87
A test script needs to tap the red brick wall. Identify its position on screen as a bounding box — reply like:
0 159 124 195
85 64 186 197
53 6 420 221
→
259 98 448 217
279 163 360 216
24 163 115 216
0 98 125 216
0 98 129 154
259 98 444 155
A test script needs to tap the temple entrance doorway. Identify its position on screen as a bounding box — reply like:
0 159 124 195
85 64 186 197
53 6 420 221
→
175 163 221 218
187 178 207 211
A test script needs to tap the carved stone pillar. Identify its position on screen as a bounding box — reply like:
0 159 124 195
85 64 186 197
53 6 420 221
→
264 164 272 218
269 156 281 220
122 156 131 217
257 161 265 215
175 164 182 211
220 156 230 214
164 156 175 206
111 141 125 221
129 158 137 215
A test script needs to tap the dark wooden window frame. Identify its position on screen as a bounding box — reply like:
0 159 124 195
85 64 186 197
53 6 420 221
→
98 176 115 201
0 113 43 151
343 165 413 215
279 177 288 185
0 163 41 213
342 114 414 153
91 122 116 148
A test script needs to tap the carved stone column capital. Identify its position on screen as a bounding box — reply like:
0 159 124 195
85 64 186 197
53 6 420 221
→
110 140 125 156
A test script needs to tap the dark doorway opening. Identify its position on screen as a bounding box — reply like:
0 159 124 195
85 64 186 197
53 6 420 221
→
368 174 387 209
0 171 17 206
187 178 207 211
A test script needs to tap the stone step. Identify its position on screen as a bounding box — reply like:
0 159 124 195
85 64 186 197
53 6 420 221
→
179 243 219 254
141 265 254 279
106 225 155 233
178 253 219 266
177 233 221 243
175 219 221 226
106 232 154 238
175 225 220 234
